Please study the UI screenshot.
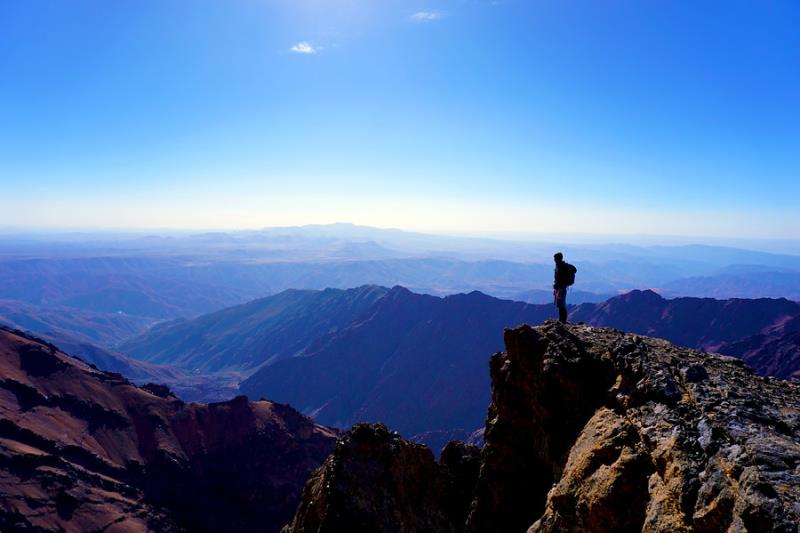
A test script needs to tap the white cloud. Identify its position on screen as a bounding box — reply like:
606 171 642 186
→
410 11 445 22
290 41 317 54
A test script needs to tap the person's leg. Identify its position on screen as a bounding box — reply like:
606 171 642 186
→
556 288 567 323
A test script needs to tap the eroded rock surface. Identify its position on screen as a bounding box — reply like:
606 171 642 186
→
282 423 480 533
474 322 800 533
287 321 800 532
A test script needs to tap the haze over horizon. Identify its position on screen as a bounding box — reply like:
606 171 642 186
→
1 1 798 238
2 221 800 256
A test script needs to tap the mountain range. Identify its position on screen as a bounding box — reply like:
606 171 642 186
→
240 287 554 437
115 286 800 451
2 224 799 327
571 289 800 350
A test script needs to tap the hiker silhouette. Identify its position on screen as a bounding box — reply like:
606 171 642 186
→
553 252 577 324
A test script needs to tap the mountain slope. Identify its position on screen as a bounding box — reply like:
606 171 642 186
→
240 287 556 438
0 300 197 399
0 300 181 384
717 314 800 379
285 323 800 532
0 299 154 348
0 326 337 532
32 329 183 383
121 285 389 373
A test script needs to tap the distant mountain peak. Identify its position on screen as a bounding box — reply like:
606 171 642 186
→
386 285 414 296
616 288 664 301
442 290 495 304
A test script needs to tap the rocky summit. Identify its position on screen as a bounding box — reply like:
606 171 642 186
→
286 321 800 532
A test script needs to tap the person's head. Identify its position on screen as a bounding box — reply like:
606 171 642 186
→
554 252 564 263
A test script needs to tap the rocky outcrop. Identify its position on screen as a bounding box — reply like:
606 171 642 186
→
286 321 800 532
0 326 337 532
282 423 480 533
474 322 800 532
411 427 485 457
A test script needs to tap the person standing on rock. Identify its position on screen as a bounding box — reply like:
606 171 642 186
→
553 252 577 324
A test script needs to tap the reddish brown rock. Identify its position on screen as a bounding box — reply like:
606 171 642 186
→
0 326 337 532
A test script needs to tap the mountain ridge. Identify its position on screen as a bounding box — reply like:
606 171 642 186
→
572 289 800 349
240 286 554 437
121 285 389 373
116 286 800 449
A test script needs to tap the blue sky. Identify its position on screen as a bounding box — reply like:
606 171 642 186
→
1 1 798 238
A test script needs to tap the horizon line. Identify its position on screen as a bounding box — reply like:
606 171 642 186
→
1 222 799 252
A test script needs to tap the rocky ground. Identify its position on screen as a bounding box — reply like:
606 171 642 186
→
285 321 800 532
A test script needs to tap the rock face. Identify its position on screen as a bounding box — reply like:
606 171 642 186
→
0 326 337 532
475 322 800 532
286 321 800 532
282 423 481 533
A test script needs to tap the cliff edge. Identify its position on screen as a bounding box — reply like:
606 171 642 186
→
286 321 800 532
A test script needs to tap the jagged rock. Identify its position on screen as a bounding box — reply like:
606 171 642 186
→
526 407 653 532
140 382 176 398
282 423 480 533
472 321 800 533
287 321 800 532
439 440 482 526
411 428 484 457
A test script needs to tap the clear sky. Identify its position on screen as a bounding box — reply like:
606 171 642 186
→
1 1 798 238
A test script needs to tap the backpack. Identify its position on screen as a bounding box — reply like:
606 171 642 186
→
564 263 577 287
